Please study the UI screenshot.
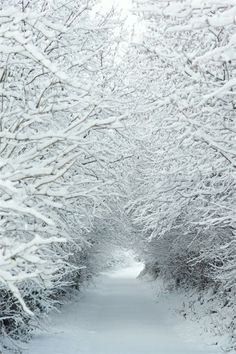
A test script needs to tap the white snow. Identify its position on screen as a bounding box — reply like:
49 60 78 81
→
25 262 221 354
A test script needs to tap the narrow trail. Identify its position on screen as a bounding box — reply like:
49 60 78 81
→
26 263 220 354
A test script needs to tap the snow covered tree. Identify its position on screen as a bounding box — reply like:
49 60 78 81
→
124 1 236 349
0 0 133 349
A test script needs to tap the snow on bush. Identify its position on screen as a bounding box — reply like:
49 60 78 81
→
125 0 236 351
0 0 131 350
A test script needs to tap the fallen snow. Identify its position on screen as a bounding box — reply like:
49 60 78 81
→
25 262 221 354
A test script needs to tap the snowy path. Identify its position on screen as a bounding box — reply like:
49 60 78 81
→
26 264 220 354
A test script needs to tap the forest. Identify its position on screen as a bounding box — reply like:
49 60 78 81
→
0 0 235 352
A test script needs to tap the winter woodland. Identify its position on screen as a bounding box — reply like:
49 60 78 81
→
0 0 235 352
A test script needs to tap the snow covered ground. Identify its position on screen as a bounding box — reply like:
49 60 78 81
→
25 261 221 354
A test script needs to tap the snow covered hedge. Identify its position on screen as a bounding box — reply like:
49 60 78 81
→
126 1 236 351
0 0 131 350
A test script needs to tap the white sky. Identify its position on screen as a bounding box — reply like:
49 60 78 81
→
99 0 133 12
97 0 144 43
97 0 137 31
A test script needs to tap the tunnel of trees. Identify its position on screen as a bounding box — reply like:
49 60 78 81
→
0 0 235 352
